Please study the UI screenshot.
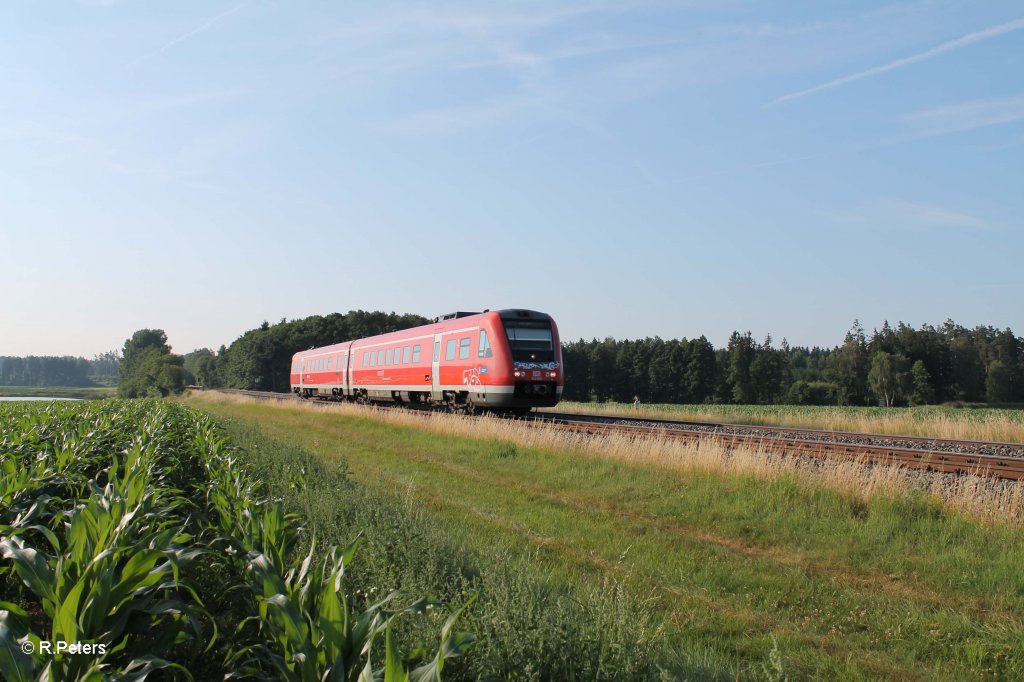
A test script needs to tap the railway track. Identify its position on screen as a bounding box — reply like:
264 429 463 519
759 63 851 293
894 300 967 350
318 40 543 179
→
194 388 1024 481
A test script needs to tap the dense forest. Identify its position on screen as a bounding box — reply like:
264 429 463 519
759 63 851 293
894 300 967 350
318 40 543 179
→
0 352 120 387
199 315 1021 406
562 321 1024 406
8 313 1023 406
184 310 430 392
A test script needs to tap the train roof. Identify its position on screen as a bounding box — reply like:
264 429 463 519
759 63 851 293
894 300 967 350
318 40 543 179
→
291 309 555 358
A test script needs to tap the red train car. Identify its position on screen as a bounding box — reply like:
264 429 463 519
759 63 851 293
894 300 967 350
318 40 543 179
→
289 309 563 412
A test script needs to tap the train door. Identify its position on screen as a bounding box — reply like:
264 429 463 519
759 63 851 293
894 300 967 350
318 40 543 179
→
347 346 355 397
431 333 442 401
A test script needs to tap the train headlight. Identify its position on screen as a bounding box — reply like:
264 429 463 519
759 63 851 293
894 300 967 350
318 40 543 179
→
514 370 522 377
549 371 558 378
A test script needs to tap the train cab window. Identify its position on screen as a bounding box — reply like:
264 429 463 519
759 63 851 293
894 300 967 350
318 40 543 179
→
386 349 393 366
504 320 555 362
459 337 471 360
402 346 410 364
377 350 384 366
478 330 493 358
445 339 456 361
413 345 421 363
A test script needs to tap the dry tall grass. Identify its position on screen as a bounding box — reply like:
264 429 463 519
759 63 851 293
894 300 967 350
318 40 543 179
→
189 392 1024 526
546 401 1024 443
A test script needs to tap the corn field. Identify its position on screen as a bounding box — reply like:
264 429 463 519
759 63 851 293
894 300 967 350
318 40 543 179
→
0 400 472 681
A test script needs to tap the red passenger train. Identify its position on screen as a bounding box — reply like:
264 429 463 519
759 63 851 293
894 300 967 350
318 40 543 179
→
290 309 563 413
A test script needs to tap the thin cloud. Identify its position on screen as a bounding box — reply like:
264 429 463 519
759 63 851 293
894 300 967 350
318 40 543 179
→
816 198 995 232
679 152 826 182
773 17 1024 104
130 3 248 66
882 198 992 231
899 94 1024 137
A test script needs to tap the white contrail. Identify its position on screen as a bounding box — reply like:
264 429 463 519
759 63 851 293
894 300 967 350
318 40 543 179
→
774 17 1024 104
131 3 247 65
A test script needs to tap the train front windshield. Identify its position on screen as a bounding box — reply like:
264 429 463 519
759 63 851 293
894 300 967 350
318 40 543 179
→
503 320 555 362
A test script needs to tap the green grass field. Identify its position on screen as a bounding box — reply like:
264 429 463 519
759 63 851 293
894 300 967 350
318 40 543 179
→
0 385 116 399
186 393 1024 680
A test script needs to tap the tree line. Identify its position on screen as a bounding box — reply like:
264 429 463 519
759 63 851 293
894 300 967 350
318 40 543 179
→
0 352 120 388
563 320 1024 406
16 312 1022 407
182 310 431 392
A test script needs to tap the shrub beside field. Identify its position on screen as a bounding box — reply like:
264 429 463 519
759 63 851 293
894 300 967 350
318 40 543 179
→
0 400 471 680
188 393 1024 680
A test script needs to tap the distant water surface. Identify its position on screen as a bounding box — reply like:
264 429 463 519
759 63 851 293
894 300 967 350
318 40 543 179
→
0 396 81 401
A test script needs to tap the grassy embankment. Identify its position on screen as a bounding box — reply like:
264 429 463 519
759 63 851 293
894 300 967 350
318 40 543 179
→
547 401 1024 443
0 385 116 399
186 392 1024 680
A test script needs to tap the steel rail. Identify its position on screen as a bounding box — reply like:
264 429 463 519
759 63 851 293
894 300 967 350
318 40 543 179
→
535 410 1024 457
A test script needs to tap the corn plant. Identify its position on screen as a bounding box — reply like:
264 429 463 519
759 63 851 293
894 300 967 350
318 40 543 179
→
1 400 476 680
227 532 476 682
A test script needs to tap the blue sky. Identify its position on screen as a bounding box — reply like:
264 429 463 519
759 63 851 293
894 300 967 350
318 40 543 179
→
1 1 1021 357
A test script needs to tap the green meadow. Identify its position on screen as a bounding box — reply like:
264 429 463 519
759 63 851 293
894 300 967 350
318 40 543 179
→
184 393 1024 680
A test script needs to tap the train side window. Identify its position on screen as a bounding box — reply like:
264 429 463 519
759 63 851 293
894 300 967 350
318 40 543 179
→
433 342 439 362
459 337 470 360
362 353 367 368
368 353 374 368
445 339 456 361
403 346 410 364
386 349 393 366
413 345 421 363
478 330 492 358
377 350 384 366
